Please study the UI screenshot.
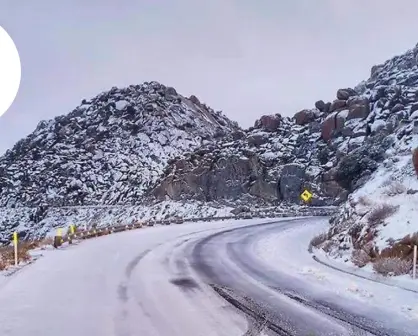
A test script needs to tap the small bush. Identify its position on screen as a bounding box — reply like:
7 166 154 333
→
412 147 418 177
0 244 31 269
382 181 407 196
380 243 412 260
399 232 418 246
367 203 399 226
309 232 328 248
0 258 6 271
373 257 411 276
357 196 373 206
38 237 54 248
322 240 337 253
16 243 32 263
380 177 395 188
351 249 371 267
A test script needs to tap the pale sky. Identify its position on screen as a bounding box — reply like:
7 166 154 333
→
0 0 418 154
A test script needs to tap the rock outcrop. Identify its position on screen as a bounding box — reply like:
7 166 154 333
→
0 81 239 207
2 42 418 242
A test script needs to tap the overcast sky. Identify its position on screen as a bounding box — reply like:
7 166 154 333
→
0 0 418 154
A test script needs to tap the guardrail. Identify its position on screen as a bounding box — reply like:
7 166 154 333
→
53 207 335 245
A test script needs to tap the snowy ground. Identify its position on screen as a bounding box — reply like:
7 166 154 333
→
252 219 418 324
0 218 276 336
1 217 416 335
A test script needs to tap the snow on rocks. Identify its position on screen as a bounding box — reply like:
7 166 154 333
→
0 81 239 209
309 42 418 276
314 140 418 277
3 42 418 246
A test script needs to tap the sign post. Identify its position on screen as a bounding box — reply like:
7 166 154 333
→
13 232 18 266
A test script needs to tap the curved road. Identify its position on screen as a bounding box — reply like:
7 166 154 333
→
0 217 417 336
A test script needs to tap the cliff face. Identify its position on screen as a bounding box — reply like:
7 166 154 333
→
152 43 418 210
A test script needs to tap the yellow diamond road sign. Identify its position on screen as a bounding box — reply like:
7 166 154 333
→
301 190 312 202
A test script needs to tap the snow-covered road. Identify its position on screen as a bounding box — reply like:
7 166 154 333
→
0 217 417 336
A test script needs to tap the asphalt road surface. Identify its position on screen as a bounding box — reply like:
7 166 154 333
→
0 217 416 336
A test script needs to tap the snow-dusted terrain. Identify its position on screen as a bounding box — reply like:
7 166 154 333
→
0 219 274 336
254 220 418 324
0 82 238 209
314 136 418 275
1 41 418 286
2 218 417 336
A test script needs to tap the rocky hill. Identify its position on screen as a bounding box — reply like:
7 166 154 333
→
310 43 418 275
2 43 418 248
151 66 407 209
0 81 238 207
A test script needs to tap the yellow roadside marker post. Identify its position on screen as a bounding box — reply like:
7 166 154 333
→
300 189 313 203
53 228 63 248
57 228 63 244
68 225 75 244
13 232 18 266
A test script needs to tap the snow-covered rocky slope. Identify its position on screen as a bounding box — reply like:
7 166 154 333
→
2 43 418 246
312 43 418 275
0 81 238 208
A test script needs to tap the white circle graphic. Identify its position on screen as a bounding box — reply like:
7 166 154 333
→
0 26 21 117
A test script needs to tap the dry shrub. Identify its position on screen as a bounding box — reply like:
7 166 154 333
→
309 232 328 248
380 244 412 260
377 232 418 262
357 196 373 206
412 147 418 177
0 244 32 269
383 181 407 196
16 243 32 263
351 249 371 267
38 237 54 248
399 232 418 246
348 223 364 246
0 246 14 265
322 240 337 253
380 177 394 188
372 257 411 276
367 203 399 226
0 258 6 271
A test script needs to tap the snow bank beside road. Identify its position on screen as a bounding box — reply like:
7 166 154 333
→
314 140 418 277
252 219 418 322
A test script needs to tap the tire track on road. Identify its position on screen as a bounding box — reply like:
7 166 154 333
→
189 219 412 336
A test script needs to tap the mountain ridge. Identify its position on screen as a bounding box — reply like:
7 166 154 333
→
1 42 418 259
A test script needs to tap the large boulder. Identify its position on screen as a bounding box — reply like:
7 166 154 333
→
347 97 370 120
278 164 306 202
293 109 316 125
255 114 282 131
334 135 393 190
321 111 347 141
329 99 347 112
315 100 326 112
337 88 357 100
247 133 268 146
